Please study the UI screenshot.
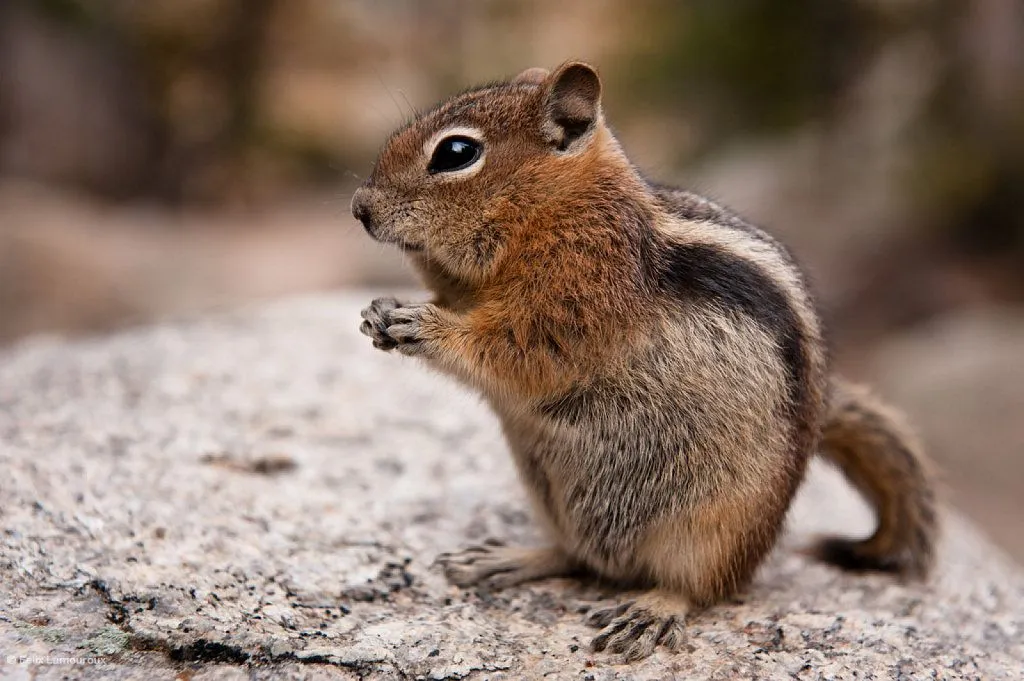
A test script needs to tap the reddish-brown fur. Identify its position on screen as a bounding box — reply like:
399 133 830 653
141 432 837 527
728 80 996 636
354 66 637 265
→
353 62 938 661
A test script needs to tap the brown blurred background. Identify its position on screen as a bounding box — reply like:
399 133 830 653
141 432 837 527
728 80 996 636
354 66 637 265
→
0 1 1021 561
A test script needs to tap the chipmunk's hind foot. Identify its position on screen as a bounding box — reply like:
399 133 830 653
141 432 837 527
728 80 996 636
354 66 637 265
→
435 542 574 590
587 591 689 661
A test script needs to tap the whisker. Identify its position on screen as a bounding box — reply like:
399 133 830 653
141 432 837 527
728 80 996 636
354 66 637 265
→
372 65 407 124
396 88 418 119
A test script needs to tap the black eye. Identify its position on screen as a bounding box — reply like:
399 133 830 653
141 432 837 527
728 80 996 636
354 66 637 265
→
428 135 482 174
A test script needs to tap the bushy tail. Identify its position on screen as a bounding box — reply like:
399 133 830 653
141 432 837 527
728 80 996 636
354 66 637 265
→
814 377 938 579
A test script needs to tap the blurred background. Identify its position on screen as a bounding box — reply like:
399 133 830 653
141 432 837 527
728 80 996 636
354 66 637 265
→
0 0 1021 560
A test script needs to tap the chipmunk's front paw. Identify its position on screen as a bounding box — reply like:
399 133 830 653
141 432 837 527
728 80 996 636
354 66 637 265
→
360 297 402 350
359 298 436 357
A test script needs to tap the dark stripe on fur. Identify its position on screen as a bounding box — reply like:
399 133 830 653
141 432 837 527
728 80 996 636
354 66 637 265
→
649 184 797 267
655 242 806 385
654 240 816 493
540 239 815 462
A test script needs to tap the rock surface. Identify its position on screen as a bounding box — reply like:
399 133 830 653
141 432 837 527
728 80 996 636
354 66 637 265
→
1 294 1022 680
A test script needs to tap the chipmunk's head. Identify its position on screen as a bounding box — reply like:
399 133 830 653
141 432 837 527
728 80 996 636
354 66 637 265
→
351 61 613 282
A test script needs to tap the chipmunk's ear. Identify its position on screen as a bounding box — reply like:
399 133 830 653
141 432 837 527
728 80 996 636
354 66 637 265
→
512 67 550 85
542 62 602 151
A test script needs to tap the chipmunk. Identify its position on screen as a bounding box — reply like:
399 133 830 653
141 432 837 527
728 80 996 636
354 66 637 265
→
351 62 937 661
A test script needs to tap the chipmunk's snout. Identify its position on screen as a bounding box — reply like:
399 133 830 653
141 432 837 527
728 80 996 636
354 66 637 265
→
351 187 377 236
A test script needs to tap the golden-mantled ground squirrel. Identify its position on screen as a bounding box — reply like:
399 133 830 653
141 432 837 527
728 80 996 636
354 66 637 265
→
352 62 937 661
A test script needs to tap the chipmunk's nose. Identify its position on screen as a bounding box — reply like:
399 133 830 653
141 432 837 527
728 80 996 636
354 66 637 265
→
350 187 376 236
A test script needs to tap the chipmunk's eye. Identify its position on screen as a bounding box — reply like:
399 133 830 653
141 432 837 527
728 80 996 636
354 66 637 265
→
428 135 482 174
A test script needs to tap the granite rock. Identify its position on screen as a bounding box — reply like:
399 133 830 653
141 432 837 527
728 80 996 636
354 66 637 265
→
1 294 1021 679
